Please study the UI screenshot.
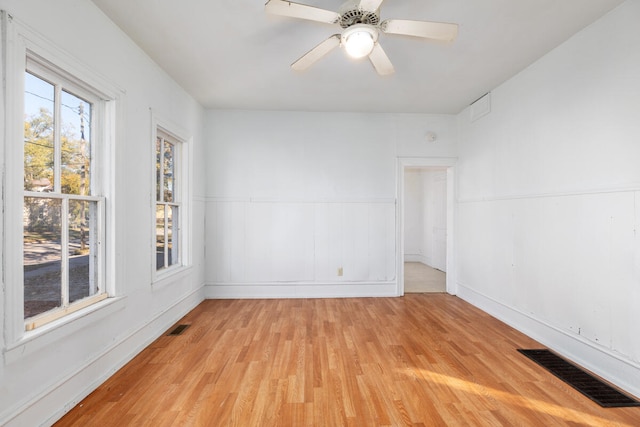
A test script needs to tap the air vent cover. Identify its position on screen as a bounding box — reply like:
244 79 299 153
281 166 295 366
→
167 324 190 336
518 349 640 408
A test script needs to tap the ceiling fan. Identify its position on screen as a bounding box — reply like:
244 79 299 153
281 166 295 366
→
265 0 458 76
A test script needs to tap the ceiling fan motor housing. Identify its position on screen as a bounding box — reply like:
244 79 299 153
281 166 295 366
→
338 0 380 28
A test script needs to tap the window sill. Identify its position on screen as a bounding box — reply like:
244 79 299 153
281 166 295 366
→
4 296 127 365
152 264 193 290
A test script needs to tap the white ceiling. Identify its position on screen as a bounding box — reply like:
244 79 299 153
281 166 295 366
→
91 0 623 114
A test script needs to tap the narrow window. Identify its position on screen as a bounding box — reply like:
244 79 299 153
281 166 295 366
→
155 131 181 271
23 62 106 330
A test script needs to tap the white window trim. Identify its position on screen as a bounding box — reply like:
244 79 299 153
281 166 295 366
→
150 111 192 286
2 12 123 346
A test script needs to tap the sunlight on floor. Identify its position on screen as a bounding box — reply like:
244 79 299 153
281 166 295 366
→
403 368 632 426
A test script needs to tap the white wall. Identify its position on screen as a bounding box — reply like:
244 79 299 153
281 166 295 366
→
205 110 457 298
424 170 447 272
404 169 425 260
0 1 206 425
456 0 640 398
404 169 447 271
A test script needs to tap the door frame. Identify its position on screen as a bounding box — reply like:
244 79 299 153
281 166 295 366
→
396 157 457 296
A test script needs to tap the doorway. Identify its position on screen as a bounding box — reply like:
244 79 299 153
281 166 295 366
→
396 158 456 296
404 167 447 292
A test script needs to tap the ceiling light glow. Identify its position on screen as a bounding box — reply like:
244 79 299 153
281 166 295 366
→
345 31 374 58
342 24 378 59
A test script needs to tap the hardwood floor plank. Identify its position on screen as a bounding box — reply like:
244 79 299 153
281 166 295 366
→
55 295 640 426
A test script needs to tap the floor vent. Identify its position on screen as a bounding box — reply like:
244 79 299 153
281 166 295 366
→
518 349 640 408
167 324 190 336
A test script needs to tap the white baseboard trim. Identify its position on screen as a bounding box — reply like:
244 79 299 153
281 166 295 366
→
204 282 399 299
457 284 640 400
3 287 205 427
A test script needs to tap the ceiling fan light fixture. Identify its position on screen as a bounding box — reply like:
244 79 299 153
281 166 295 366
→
342 24 378 59
264 0 459 75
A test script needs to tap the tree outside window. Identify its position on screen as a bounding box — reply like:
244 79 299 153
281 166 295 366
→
155 132 181 271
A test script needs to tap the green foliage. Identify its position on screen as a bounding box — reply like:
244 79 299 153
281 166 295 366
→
23 197 61 233
23 108 54 190
24 107 89 195
62 171 81 194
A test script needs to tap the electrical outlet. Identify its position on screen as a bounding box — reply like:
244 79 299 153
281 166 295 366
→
337 267 343 276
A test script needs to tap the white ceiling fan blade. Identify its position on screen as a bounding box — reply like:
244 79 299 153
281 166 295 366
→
291 34 341 71
368 43 394 76
265 0 340 24
359 0 385 12
381 19 458 41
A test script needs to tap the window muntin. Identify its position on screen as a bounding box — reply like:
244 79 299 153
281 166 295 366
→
23 67 105 329
155 133 181 271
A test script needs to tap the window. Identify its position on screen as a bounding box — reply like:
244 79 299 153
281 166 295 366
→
22 57 107 330
155 130 181 272
2 17 119 345
151 116 191 284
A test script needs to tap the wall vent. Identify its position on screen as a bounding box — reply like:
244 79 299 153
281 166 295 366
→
518 349 640 407
470 92 491 122
167 324 190 336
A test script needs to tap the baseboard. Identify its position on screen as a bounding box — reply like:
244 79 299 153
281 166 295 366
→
204 282 399 299
457 284 640 400
3 287 205 427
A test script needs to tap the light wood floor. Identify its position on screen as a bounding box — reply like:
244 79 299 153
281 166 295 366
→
404 262 446 293
55 295 640 426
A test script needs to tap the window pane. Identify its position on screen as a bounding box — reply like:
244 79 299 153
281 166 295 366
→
24 72 54 192
154 132 182 275
61 90 91 195
69 199 98 303
156 137 162 202
156 204 166 270
163 141 174 202
24 197 62 318
168 205 179 267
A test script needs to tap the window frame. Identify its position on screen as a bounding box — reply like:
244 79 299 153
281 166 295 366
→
23 61 108 330
150 113 192 286
2 13 122 345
